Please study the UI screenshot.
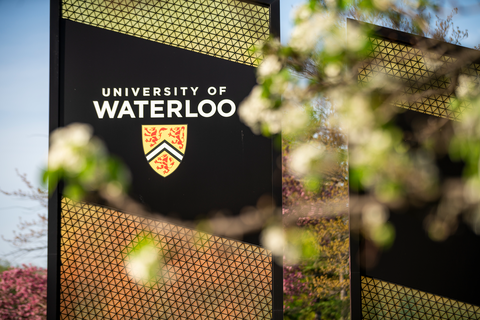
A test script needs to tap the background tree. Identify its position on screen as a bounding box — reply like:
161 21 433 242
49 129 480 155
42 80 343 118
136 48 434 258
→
281 99 349 319
0 171 48 258
0 265 47 320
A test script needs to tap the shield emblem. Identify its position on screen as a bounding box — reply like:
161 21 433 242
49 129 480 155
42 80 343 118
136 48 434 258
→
142 125 187 177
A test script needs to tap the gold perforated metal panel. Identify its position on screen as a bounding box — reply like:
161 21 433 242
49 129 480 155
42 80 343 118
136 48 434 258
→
61 0 270 66
60 198 273 320
361 276 480 320
359 37 480 120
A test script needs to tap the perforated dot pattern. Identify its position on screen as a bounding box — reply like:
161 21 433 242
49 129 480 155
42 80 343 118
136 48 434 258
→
362 276 480 320
60 198 273 319
61 0 270 66
359 37 480 120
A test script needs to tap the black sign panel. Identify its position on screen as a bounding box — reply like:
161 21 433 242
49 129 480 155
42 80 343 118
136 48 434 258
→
50 1 281 319
62 20 279 227
349 19 480 320
359 110 480 304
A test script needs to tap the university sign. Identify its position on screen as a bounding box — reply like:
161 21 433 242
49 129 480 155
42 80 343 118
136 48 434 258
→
48 1 281 319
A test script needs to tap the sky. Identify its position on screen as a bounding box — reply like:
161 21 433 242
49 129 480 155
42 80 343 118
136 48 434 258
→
0 0 50 267
1 0 480 268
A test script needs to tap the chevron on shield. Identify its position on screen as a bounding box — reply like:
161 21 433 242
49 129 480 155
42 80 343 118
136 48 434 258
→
142 125 187 177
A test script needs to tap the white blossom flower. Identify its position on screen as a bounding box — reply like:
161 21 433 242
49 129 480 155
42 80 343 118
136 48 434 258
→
127 242 160 283
260 225 284 257
48 123 95 173
325 63 342 78
293 4 310 21
239 86 282 134
346 24 367 51
423 55 443 71
270 74 288 95
282 103 309 136
290 13 335 52
289 142 324 176
362 202 388 229
257 55 282 78
457 74 479 99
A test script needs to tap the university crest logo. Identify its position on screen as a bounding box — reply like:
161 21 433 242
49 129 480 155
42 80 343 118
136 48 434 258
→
142 125 187 177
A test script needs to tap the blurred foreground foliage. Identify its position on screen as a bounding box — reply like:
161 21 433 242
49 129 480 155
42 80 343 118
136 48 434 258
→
240 0 480 251
241 0 480 318
44 123 130 202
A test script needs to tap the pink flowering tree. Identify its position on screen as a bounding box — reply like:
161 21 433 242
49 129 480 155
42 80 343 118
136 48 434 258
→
0 265 47 320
